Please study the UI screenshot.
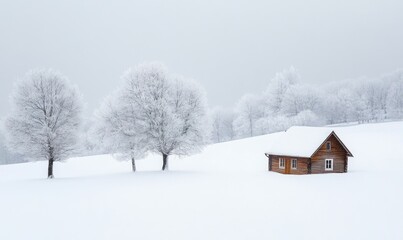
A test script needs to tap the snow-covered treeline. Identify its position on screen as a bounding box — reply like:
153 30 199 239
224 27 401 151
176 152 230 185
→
210 67 403 142
0 125 25 165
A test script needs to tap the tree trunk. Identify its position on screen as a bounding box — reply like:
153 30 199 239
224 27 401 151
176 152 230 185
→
162 154 168 171
48 157 54 179
131 157 136 172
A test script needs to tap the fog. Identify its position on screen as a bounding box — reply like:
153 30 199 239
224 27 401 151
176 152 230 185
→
1 0 402 117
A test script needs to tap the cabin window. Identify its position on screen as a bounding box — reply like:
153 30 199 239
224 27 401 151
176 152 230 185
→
326 141 331 151
291 159 297 169
325 159 333 171
279 158 285 169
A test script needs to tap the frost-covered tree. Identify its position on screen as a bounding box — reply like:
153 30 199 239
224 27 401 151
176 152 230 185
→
233 67 301 138
264 66 300 114
95 93 148 172
386 75 403 119
353 78 389 121
280 84 322 116
5 69 81 178
323 88 358 124
255 109 322 135
0 123 25 165
210 107 224 143
121 63 209 171
321 78 386 124
291 110 323 126
77 118 103 157
323 95 343 124
210 107 236 143
254 117 271 135
221 110 236 141
233 94 263 138
374 80 391 120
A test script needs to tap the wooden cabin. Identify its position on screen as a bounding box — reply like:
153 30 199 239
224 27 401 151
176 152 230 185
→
265 127 353 175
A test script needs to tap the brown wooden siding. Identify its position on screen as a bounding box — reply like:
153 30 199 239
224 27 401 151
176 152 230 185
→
311 134 348 174
269 155 309 175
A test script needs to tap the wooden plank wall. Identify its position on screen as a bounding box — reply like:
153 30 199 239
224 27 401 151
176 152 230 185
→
270 155 309 175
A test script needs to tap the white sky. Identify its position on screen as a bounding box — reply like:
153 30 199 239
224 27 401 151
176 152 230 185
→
1 0 402 117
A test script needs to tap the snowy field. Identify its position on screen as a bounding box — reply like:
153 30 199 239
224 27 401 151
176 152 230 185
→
0 121 402 240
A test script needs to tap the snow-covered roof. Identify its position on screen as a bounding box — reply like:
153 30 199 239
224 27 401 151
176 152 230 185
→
265 126 347 158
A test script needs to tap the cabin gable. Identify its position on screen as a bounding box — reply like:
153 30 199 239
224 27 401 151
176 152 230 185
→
310 134 348 174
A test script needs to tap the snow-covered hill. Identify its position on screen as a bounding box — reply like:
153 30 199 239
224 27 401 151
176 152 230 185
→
0 121 402 240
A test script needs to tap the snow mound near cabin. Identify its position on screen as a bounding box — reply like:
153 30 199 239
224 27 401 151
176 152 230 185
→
0 121 402 240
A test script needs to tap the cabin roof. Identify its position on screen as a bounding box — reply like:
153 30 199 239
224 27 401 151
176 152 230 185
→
265 126 353 158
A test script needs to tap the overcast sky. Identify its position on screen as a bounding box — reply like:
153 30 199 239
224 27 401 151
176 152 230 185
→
1 0 403 117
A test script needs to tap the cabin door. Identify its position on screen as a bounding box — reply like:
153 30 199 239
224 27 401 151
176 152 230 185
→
285 159 291 174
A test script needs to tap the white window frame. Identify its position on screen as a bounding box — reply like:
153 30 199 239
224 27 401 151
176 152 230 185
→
279 158 285 169
325 159 333 171
291 159 297 169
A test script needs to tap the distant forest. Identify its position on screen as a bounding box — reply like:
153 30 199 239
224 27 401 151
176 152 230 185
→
1 66 402 164
210 67 403 143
